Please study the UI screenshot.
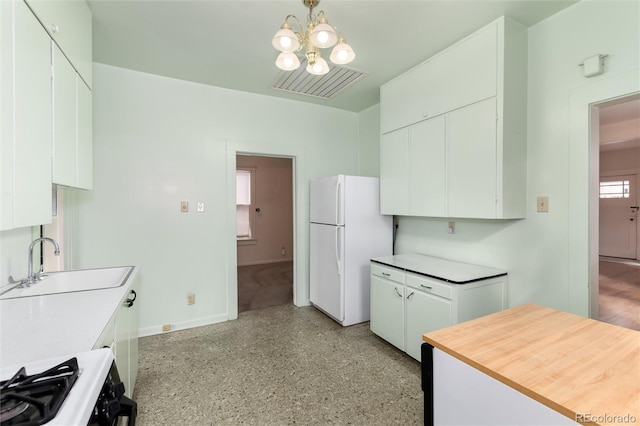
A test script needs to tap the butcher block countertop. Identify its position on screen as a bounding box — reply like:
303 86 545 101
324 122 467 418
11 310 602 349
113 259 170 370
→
422 303 640 426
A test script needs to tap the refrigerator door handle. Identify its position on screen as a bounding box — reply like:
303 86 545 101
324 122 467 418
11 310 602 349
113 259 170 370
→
335 227 341 276
335 180 341 225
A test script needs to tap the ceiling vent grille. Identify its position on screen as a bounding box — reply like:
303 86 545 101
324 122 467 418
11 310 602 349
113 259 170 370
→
271 59 367 100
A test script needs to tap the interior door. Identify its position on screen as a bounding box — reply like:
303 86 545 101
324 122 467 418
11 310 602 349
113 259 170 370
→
309 223 344 321
599 174 637 259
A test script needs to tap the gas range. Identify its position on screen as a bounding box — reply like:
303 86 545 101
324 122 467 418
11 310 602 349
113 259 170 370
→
0 348 136 426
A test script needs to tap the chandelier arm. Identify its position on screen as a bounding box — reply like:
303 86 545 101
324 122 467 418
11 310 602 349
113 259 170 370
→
283 14 306 50
284 14 304 33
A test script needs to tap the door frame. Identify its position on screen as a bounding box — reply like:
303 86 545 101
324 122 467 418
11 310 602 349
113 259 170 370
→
568 68 639 319
225 139 307 320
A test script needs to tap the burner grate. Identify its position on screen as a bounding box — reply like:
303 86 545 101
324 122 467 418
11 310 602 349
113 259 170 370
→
0 358 79 426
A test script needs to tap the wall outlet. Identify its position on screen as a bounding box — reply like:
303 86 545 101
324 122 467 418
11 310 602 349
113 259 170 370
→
187 293 195 305
180 201 189 212
162 324 171 332
537 196 549 213
448 222 456 234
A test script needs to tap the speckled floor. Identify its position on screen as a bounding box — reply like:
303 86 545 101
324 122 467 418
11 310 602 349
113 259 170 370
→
133 304 422 425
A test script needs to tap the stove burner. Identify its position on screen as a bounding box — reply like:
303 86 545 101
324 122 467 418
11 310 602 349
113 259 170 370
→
0 358 79 426
0 401 29 422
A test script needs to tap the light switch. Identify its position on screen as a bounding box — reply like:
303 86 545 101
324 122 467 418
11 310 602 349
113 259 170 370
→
196 201 205 212
537 196 549 213
180 201 189 212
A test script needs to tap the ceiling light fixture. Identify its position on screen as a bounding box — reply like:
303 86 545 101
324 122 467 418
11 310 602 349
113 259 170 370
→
272 0 355 76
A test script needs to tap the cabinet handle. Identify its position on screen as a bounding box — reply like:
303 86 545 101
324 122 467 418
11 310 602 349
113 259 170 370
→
394 287 403 298
407 291 415 300
126 289 137 307
51 24 59 33
420 284 432 290
382 272 390 277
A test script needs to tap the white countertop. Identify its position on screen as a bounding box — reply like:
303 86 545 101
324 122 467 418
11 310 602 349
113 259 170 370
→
371 253 507 283
0 266 138 367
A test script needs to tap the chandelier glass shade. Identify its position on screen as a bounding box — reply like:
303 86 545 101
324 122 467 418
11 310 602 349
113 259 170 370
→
272 0 355 76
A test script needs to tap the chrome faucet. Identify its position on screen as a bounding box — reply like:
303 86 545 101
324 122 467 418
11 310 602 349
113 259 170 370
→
26 237 60 285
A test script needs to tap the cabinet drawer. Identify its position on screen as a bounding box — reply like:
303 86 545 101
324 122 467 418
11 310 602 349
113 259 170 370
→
406 274 452 300
371 263 405 284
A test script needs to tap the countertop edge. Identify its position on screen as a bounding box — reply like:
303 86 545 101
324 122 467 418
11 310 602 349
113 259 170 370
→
370 258 507 284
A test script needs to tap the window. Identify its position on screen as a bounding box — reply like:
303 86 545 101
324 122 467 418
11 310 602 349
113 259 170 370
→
236 169 255 240
599 180 630 199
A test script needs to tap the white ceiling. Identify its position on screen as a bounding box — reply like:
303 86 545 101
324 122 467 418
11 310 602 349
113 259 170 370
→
88 0 579 113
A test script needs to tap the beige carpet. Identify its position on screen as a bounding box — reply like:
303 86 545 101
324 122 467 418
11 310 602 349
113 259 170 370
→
237 261 293 313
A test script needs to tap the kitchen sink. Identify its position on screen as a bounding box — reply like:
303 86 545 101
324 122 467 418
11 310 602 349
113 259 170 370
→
0 266 133 299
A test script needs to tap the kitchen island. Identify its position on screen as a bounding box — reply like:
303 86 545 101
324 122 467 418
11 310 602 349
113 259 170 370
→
422 303 640 426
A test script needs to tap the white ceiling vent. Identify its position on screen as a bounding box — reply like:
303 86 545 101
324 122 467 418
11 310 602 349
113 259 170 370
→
271 59 367 100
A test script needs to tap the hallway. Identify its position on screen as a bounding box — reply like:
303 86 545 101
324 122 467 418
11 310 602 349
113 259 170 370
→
599 258 640 331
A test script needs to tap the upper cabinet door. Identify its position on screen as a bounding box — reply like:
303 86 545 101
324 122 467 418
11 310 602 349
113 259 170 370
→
25 0 92 87
76 77 93 190
380 128 410 216
410 117 446 217
380 22 498 134
12 0 52 228
447 98 498 219
53 43 77 187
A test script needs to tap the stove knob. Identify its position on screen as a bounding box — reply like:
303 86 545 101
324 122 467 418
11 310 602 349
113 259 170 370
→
113 381 126 398
106 398 122 418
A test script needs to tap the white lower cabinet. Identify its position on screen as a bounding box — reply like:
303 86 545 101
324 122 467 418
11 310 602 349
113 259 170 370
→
370 258 506 361
95 276 140 398
370 274 405 350
405 288 451 360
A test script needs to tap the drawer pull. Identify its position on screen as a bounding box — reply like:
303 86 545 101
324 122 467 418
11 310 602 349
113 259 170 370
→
420 284 432 290
394 287 403 298
382 272 391 277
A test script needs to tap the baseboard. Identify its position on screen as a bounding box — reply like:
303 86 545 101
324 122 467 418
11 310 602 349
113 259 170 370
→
237 258 293 267
138 313 229 337
600 256 640 266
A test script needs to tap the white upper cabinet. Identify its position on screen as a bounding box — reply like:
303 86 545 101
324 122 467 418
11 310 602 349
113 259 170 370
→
77 77 93 190
52 42 93 190
380 21 498 135
447 98 498 218
0 0 53 230
379 16 527 219
25 0 92 87
1 0 92 230
380 117 446 217
53 44 77 187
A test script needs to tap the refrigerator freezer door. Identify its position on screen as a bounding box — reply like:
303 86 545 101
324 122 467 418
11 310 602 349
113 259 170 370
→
310 175 345 226
309 223 344 322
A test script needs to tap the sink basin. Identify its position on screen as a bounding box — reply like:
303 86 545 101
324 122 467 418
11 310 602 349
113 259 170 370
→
0 266 133 299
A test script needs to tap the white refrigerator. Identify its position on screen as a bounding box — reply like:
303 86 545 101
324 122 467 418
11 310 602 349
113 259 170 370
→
309 175 393 326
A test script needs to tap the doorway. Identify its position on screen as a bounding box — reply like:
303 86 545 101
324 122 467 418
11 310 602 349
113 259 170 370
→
596 94 640 330
235 154 294 313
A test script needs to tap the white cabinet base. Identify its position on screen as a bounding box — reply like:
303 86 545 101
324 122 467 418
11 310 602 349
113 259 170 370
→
425 347 578 426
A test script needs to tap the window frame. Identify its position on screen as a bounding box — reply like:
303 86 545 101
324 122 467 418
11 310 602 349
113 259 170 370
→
236 167 257 244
